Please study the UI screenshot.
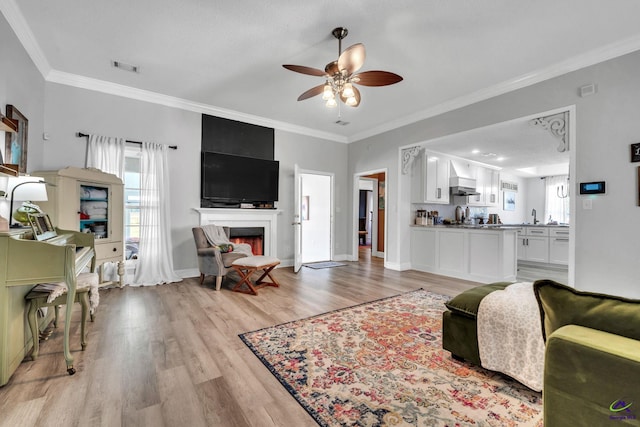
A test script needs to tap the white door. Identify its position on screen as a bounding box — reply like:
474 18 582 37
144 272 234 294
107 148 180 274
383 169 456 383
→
293 164 302 273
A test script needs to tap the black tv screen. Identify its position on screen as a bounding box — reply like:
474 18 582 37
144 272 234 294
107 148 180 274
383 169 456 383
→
201 152 279 204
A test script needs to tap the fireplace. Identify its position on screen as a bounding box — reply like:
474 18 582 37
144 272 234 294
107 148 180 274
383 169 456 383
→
194 208 281 257
229 227 264 255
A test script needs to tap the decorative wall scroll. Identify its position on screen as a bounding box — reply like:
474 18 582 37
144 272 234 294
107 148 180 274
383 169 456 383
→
529 111 569 152
401 146 421 174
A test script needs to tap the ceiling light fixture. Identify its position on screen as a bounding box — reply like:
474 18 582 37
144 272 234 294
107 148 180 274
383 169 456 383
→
283 27 403 110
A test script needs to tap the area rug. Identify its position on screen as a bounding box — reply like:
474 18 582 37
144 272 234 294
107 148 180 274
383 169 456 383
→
303 261 347 269
239 289 543 427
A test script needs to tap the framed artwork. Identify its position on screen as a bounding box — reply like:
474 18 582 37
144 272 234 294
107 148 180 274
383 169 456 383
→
503 191 516 211
631 142 640 163
4 105 28 173
378 181 385 209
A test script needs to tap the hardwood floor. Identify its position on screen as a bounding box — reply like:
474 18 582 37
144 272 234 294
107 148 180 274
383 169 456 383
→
0 252 482 427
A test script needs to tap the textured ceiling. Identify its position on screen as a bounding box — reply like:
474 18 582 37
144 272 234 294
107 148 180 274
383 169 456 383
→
5 0 640 166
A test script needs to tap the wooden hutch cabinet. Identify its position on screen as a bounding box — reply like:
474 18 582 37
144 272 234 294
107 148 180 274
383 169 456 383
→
33 167 124 286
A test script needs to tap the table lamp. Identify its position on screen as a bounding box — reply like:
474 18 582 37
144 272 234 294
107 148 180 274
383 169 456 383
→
4 176 48 228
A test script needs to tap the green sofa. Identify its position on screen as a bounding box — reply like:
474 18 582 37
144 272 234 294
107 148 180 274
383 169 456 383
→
534 279 640 426
443 279 640 426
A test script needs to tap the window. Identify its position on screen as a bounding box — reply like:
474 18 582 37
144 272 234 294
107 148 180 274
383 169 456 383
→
124 152 141 260
544 175 570 224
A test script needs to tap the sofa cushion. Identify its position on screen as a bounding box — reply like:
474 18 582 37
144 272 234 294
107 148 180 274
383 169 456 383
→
444 282 513 319
533 279 640 341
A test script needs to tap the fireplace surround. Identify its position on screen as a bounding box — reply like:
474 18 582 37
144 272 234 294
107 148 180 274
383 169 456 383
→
194 208 281 257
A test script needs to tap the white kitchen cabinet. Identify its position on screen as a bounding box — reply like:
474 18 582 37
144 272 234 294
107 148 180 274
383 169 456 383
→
517 227 550 263
410 226 517 283
549 227 570 265
411 150 450 204
486 169 500 207
410 227 437 270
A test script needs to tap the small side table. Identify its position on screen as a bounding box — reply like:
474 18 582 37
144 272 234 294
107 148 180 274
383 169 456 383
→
231 256 280 295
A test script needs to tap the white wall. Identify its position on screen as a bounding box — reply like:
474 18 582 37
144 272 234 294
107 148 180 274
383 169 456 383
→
349 50 640 298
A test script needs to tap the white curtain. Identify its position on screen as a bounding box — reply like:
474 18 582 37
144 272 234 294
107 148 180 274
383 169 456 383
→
86 134 180 286
132 142 181 286
544 175 570 224
86 134 125 177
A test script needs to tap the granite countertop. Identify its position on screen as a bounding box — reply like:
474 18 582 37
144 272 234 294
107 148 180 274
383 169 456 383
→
411 223 569 230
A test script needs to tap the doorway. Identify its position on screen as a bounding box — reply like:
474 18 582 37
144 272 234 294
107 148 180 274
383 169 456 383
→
293 166 334 272
354 170 386 261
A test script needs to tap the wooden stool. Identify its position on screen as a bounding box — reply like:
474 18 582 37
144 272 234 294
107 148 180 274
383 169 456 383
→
231 256 281 295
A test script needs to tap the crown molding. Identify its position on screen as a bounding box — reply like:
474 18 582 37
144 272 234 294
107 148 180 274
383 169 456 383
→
45 70 348 143
348 34 640 143
0 0 51 77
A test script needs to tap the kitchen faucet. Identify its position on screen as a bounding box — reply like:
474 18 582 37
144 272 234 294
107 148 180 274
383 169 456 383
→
532 209 539 224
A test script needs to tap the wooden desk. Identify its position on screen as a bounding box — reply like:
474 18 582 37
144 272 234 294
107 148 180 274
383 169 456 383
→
0 228 95 386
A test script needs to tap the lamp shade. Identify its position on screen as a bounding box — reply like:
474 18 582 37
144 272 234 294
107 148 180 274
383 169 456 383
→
5 176 48 202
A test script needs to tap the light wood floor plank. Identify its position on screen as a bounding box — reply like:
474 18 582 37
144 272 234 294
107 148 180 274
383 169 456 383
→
0 250 483 426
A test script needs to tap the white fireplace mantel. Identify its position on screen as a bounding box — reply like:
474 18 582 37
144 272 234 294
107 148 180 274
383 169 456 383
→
194 208 282 257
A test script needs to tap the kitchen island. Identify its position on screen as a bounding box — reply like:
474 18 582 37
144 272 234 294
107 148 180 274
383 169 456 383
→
410 224 519 283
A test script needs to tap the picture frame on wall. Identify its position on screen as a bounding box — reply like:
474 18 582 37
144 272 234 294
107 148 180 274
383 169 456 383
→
503 191 516 211
631 142 640 162
4 105 28 173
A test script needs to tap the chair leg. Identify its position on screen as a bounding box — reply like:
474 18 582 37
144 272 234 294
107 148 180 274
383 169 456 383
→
199 273 205 285
215 275 223 291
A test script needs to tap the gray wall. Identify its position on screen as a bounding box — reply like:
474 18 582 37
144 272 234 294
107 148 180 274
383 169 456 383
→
0 13 45 173
42 83 202 274
40 84 350 272
349 50 640 298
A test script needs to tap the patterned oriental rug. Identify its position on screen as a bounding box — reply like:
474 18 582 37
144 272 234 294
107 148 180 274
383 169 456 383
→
239 289 543 426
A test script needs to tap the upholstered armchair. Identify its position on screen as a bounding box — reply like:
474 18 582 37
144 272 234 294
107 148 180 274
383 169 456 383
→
192 226 249 290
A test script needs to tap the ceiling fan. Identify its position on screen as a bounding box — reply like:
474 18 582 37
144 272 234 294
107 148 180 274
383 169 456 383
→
283 27 403 108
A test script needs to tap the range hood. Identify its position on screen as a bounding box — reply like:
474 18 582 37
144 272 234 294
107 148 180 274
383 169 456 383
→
449 176 480 196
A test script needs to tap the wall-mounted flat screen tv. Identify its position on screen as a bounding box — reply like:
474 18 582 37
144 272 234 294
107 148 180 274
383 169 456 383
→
201 152 279 204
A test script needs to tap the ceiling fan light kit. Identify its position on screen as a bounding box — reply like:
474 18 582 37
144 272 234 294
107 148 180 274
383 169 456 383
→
283 27 403 110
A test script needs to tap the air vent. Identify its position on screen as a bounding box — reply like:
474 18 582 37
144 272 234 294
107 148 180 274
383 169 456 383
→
335 120 350 126
112 60 140 73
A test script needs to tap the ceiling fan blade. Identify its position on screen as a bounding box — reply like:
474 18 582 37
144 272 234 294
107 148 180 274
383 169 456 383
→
340 85 361 107
337 43 366 75
353 70 403 87
297 84 326 101
282 64 326 77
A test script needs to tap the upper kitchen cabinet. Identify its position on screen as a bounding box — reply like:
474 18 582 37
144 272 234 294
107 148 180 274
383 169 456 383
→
451 160 500 207
411 150 450 204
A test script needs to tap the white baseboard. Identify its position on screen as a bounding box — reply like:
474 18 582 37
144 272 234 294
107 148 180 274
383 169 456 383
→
176 268 199 279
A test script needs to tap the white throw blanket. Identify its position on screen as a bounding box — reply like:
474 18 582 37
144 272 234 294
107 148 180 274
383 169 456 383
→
477 281 545 392
201 224 253 256
38 272 100 314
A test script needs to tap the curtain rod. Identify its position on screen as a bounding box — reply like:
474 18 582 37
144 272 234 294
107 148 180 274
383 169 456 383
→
76 132 177 150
